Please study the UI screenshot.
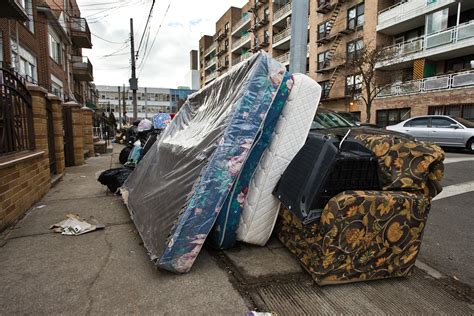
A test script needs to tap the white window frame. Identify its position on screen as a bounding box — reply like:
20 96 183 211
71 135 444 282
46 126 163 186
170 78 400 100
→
51 74 64 100
49 27 62 64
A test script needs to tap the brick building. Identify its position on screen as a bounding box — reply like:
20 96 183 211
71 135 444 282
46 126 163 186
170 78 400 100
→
198 0 474 125
0 0 96 107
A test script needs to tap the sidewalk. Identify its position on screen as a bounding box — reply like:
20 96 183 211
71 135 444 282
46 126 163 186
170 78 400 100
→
0 145 472 314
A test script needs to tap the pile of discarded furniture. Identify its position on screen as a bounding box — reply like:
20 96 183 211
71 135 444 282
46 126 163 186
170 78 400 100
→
118 53 444 285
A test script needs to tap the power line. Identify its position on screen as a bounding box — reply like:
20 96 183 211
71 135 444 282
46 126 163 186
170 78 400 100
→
138 0 172 77
136 0 156 59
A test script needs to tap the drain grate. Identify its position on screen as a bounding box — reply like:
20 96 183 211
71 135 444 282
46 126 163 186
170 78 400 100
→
253 269 472 314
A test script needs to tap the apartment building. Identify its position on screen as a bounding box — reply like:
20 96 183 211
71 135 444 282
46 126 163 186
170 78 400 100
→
372 0 474 126
96 85 196 119
198 0 365 115
0 0 95 106
199 0 474 124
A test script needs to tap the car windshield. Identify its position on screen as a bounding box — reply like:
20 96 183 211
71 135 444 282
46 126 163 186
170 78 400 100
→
453 117 474 128
311 111 356 129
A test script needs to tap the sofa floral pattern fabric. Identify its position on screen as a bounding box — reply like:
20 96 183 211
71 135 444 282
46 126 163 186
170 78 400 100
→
208 73 294 250
277 191 430 285
158 57 289 273
276 135 445 285
354 134 445 198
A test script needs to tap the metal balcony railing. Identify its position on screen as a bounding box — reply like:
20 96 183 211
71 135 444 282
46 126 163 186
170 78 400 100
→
231 33 251 50
204 44 216 57
232 53 252 66
273 27 291 45
275 51 290 64
72 56 93 81
232 14 251 34
205 71 217 83
379 21 474 63
377 0 455 29
273 2 292 22
376 70 474 98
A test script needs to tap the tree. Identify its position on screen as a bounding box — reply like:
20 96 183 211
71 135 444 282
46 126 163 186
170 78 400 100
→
340 42 389 123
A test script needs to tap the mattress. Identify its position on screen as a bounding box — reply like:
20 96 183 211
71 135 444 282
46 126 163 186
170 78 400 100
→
123 52 290 274
236 74 321 246
207 72 293 250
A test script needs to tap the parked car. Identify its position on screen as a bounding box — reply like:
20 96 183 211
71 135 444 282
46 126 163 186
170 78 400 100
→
386 115 474 153
311 110 413 140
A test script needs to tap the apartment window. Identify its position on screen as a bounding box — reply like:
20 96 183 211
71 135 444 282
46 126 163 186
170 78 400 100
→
320 80 330 98
10 39 37 83
376 108 411 127
20 0 34 33
426 8 448 34
225 55 229 65
345 74 363 96
445 54 474 72
49 31 62 64
224 39 229 50
225 23 229 33
51 75 63 99
346 38 364 62
317 51 329 69
318 21 331 40
347 3 364 30
264 30 270 43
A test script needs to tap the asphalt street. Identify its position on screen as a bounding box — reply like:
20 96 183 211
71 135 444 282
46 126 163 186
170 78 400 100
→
419 150 474 288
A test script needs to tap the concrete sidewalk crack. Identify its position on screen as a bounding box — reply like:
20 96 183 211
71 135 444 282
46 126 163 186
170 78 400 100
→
85 231 113 315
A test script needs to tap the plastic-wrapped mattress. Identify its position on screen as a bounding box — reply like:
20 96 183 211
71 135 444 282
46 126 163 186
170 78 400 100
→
122 52 289 273
207 72 293 249
236 74 321 246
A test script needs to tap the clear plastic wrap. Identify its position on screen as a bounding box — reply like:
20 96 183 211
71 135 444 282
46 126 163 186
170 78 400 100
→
122 52 288 273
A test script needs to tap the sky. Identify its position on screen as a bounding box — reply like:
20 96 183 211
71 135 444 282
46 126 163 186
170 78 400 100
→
76 0 248 89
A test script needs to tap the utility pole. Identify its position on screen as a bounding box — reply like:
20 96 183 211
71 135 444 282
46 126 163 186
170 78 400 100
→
289 0 309 74
145 87 148 118
122 84 126 125
129 18 138 121
117 86 122 129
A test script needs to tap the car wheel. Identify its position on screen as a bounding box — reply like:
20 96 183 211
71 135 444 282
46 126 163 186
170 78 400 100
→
467 138 474 154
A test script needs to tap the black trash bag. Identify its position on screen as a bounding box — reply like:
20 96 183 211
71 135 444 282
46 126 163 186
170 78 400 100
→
98 168 133 194
119 147 131 165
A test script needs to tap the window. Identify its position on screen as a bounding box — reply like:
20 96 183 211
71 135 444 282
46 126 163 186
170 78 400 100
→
404 117 430 127
264 30 270 43
51 75 63 100
347 38 364 62
21 0 34 33
264 7 270 20
426 8 448 35
49 31 61 64
224 39 229 50
317 51 329 69
225 23 229 33
320 80 330 98
10 39 37 83
347 3 364 30
376 108 411 127
318 21 331 40
446 55 474 72
225 55 229 65
431 117 455 128
345 74 362 96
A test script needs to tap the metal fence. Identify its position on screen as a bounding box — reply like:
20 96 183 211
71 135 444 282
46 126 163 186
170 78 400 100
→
0 67 35 156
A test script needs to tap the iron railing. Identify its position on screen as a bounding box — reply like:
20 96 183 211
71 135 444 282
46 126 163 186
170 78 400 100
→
232 14 251 34
232 33 251 50
377 70 474 98
379 20 474 63
0 67 35 156
273 27 291 45
273 1 292 22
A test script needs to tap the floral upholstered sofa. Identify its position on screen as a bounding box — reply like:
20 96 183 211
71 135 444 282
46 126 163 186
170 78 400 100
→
276 133 445 286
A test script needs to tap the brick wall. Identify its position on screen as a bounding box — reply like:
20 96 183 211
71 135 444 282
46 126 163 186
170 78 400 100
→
47 94 65 174
0 85 51 231
81 107 94 157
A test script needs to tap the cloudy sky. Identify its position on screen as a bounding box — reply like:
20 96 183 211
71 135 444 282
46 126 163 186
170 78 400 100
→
77 0 248 89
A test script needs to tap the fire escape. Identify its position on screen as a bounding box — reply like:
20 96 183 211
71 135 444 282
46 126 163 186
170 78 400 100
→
249 0 269 52
316 0 354 100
